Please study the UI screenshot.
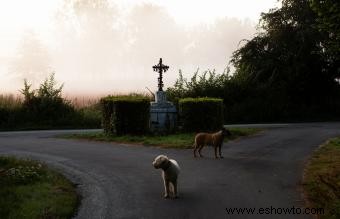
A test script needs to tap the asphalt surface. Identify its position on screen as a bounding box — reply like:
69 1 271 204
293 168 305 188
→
1 123 340 219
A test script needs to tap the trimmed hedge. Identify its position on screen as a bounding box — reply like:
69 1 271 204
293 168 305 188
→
101 96 150 135
179 97 223 132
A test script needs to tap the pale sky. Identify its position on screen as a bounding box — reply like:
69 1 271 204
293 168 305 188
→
0 0 279 95
119 0 278 24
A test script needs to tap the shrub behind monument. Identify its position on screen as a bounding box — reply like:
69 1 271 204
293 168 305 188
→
179 97 223 132
101 96 150 135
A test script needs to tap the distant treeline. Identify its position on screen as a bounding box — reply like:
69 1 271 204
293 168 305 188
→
167 0 340 123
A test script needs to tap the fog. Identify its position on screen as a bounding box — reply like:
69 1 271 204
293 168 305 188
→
0 0 275 96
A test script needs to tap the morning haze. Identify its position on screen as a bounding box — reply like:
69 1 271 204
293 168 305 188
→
0 0 277 96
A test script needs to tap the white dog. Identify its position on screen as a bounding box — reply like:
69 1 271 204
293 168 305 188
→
152 155 180 199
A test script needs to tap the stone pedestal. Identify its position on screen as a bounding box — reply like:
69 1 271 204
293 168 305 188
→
150 91 177 133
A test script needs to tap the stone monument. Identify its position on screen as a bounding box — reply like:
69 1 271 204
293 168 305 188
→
150 58 177 133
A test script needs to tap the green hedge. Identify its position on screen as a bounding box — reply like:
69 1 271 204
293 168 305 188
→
179 97 223 132
101 96 150 135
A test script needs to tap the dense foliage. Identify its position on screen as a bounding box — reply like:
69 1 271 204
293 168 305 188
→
20 73 75 122
101 95 150 135
0 74 100 130
167 0 340 123
179 97 223 132
167 69 229 103
311 0 340 80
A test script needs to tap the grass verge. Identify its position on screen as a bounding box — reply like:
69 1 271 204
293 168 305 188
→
303 138 340 219
62 127 262 149
0 156 79 219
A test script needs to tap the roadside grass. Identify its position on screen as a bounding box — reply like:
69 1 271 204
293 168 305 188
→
303 138 340 219
0 156 79 219
62 127 262 149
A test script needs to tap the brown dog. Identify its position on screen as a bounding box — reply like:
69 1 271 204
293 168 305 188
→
193 127 231 158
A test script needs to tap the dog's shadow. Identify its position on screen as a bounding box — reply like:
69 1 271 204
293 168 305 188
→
159 191 198 203
193 156 225 160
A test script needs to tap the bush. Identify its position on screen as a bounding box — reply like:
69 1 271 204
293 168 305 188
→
77 104 102 128
0 106 24 130
167 69 229 106
0 74 102 130
101 95 150 135
0 73 101 130
20 74 76 122
0 95 23 129
179 97 223 132
0 107 10 128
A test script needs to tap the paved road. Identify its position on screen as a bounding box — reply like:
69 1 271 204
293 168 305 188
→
0 123 339 219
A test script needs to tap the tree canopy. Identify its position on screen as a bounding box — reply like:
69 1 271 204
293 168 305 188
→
311 0 340 73
168 0 340 122
229 0 340 119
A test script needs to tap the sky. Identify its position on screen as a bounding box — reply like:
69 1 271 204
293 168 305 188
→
0 0 279 96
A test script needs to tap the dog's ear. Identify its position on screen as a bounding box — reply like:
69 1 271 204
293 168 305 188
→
161 155 168 163
222 128 231 136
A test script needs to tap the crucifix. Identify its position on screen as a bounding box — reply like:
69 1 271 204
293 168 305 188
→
153 58 169 91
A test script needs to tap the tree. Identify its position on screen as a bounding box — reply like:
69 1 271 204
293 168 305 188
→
10 31 51 83
167 0 340 122
20 73 74 121
311 0 340 75
230 0 339 118
37 73 63 100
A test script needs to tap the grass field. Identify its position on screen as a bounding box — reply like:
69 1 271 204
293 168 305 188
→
303 138 340 219
0 156 79 219
62 127 262 149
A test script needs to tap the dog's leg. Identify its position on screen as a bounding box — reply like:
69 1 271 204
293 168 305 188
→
163 179 170 199
214 146 218 159
172 180 178 199
219 145 223 158
198 145 204 157
193 143 197 158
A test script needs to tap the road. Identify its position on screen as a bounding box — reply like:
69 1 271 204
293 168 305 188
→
0 123 339 219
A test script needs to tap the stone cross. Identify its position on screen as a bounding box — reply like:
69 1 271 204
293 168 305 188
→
153 58 169 91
